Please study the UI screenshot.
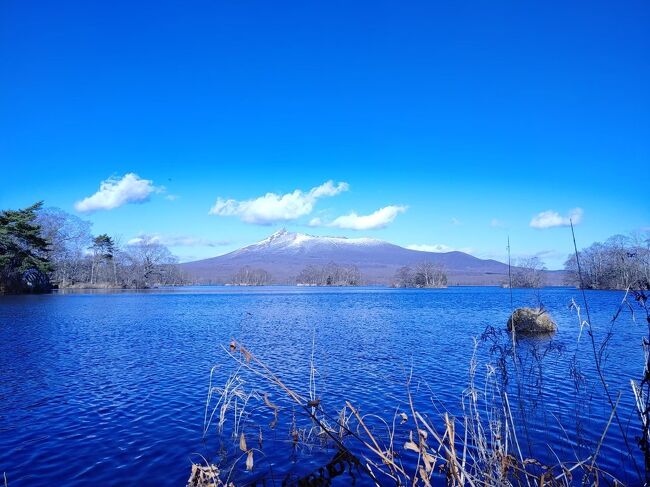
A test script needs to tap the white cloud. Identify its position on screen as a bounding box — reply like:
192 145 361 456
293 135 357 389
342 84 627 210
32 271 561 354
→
308 217 322 227
530 208 583 229
407 244 453 252
209 180 349 225
450 217 462 226
309 180 349 198
474 248 565 269
127 236 159 246
407 243 474 253
127 233 230 247
490 218 506 228
165 194 179 201
75 173 159 213
327 205 407 230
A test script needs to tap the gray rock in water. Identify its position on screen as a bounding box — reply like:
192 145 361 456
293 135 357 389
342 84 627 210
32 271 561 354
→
507 307 557 335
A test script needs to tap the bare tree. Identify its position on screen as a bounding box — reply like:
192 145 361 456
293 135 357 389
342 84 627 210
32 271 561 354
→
30 206 184 289
124 238 178 288
36 207 93 286
392 266 414 288
392 261 447 288
414 261 447 288
393 262 447 288
296 265 321 286
231 266 271 286
564 232 650 289
340 264 361 286
511 256 546 288
296 262 361 286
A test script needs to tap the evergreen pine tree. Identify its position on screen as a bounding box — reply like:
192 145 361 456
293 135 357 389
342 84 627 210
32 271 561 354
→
0 202 52 293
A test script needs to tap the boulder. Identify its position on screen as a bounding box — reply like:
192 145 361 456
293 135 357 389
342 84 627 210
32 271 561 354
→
507 307 557 335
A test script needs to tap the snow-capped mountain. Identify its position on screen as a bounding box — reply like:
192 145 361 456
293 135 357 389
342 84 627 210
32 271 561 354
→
229 229 388 256
180 229 564 285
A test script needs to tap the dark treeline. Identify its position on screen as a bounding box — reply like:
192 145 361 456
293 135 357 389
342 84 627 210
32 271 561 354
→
564 233 650 290
392 261 447 288
1 202 182 294
296 262 361 286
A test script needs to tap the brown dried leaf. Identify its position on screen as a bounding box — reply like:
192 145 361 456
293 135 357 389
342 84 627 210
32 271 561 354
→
400 412 408 424
404 431 420 453
419 466 432 486
246 450 254 471
422 452 436 473
405 440 419 453
241 347 252 363
263 393 279 411
239 432 247 452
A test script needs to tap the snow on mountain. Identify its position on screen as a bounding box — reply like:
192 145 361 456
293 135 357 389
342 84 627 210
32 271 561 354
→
231 229 386 255
180 229 565 285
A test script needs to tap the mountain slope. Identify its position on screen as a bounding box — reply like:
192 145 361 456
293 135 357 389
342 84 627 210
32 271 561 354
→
180 229 565 285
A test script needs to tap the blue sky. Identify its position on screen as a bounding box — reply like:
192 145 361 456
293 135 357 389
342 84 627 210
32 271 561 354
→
1 0 648 269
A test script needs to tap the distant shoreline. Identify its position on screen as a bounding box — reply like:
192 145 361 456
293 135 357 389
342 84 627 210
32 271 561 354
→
47 283 583 291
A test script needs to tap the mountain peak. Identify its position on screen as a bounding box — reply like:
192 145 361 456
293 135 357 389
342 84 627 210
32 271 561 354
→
225 230 393 260
258 228 296 246
267 227 290 240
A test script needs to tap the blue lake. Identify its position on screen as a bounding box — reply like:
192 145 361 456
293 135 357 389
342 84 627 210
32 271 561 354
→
0 286 646 485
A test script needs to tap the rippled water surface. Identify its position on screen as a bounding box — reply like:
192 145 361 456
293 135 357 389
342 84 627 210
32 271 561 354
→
0 286 646 485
